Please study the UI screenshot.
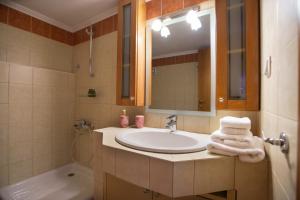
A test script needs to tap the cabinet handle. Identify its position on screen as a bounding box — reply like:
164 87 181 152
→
130 96 135 101
218 97 225 103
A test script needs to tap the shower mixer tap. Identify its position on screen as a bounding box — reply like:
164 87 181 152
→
74 119 93 130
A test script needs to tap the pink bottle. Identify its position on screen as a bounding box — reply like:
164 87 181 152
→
120 110 129 128
135 115 144 128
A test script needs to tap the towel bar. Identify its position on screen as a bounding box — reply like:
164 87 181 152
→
264 132 289 154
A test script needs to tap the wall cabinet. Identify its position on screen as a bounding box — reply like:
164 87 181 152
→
116 0 260 110
116 0 146 106
216 0 260 110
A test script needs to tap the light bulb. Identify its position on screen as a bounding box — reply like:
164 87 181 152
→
160 26 170 38
151 19 162 32
191 18 202 30
186 10 198 24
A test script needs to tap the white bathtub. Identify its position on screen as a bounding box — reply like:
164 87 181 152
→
0 163 94 200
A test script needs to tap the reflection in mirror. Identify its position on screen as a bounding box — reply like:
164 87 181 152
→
148 9 215 114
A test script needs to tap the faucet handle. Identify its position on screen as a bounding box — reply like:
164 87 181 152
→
166 120 176 125
167 115 177 120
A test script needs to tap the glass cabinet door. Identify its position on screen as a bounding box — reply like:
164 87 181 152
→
116 0 146 106
227 0 246 100
121 3 132 98
216 0 259 110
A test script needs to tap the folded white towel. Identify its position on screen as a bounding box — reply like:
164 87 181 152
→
211 130 254 148
221 127 251 135
220 116 251 130
207 136 265 163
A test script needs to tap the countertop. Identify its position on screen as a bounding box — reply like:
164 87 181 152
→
94 127 231 162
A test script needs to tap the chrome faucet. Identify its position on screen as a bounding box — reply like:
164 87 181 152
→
165 115 177 133
74 119 93 130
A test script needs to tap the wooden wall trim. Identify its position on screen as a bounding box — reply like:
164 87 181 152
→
0 3 117 46
0 4 74 45
73 15 118 45
146 0 209 20
152 53 199 67
0 0 209 45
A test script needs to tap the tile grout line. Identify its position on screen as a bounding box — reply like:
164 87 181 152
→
31 66 34 176
7 62 10 185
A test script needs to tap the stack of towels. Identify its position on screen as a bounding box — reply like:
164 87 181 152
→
207 116 265 163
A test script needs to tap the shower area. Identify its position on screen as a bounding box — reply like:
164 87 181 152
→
0 19 98 200
0 3 143 198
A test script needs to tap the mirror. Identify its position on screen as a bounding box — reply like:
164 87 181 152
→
146 8 216 116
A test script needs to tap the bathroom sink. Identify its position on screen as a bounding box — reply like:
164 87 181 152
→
115 130 208 154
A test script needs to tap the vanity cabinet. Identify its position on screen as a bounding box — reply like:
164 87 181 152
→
105 174 233 200
106 174 152 200
105 175 216 200
116 0 146 106
216 0 260 110
97 128 268 200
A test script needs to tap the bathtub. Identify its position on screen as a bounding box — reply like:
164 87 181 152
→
0 163 94 200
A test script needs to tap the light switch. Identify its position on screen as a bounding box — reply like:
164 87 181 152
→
264 56 272 78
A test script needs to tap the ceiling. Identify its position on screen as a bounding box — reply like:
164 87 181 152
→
152 14 211 58
6 0 118 32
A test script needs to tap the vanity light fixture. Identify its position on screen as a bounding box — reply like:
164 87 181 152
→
191 19 202 30
161 25 170 38
186 10 202 31
151 19 162 32
163 17 172 23
151 18 171 38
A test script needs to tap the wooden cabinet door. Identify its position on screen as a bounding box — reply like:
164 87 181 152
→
216 0 259 111
106 174 152 200
116 0 146 106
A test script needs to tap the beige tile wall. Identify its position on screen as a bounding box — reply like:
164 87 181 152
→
73 32 144 168
0 62 75 186
151 62 199 111
260 0 298 199
0 22 75 186
0 23 73 73
73 32 260 171
145 110 259 135
73 32 258 168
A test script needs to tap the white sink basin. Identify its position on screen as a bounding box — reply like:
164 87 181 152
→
115 130 208 154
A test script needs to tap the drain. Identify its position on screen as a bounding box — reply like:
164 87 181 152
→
68 173 75 177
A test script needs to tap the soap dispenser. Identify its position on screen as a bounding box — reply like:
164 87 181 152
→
120 109 129 128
